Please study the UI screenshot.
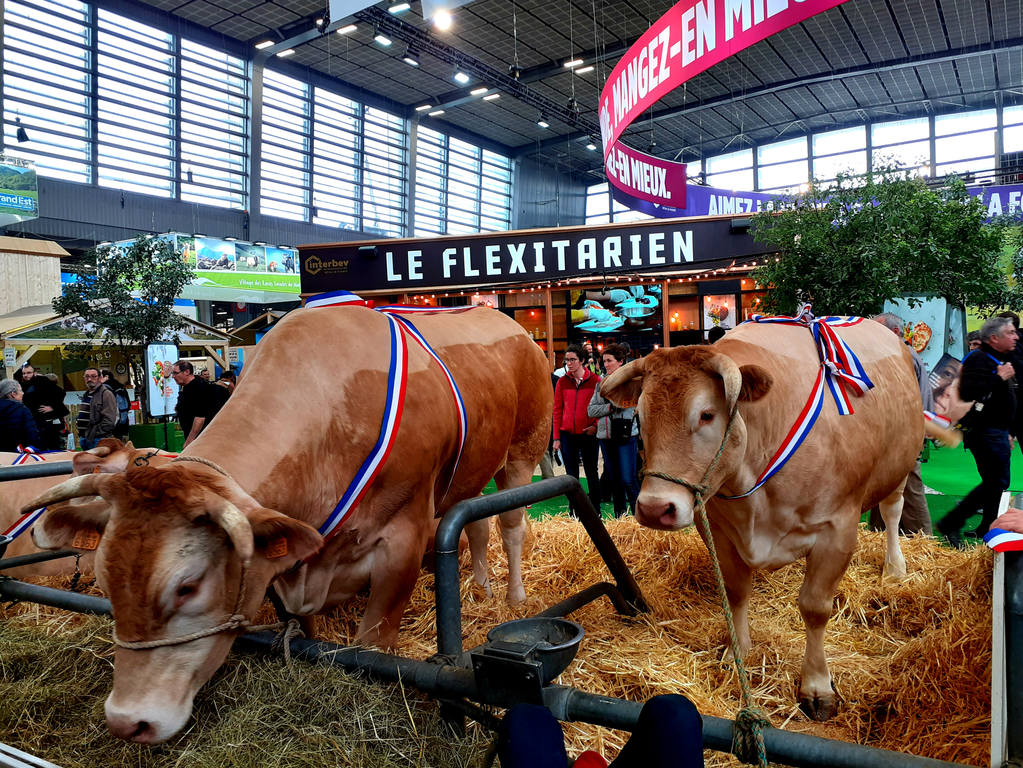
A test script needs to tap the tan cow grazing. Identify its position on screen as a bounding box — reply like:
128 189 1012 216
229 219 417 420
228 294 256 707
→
25 304 552 743
600 319 922 720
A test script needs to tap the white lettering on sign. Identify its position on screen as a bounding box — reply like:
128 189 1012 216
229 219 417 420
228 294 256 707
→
485 244 501 276
603 236 623 268
624 155 672 199
552 240 570 271
507 243 527 274
673 230 694 262
386 251 401 281
442 247 457 278
463 246 480 277
988 194 1003 216
708 194 763 214
726 0 794 41
533 242 546 272
629 234 644 266
1011 191 1022 214
649 232 666 264
681 0 716 66
578 238 597 270
408 250 423 280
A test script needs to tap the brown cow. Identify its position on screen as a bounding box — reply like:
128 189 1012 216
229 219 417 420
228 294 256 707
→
0 441 170 578
26 305 551 742
601 319 921 720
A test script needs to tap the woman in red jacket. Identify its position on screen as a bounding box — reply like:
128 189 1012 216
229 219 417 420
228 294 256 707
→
553 344 601 516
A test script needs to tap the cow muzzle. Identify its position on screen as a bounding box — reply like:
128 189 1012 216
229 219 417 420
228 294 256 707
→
105 690 193 744
635 479 696 531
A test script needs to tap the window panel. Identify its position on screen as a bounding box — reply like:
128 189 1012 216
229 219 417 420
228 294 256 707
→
758 137 807 165
706 149 752 174
3 0 91 182
414 131 511 235
872 140 930 171
758 159 807 190
872 117 928 147
813 151 867 181
935 109 996 137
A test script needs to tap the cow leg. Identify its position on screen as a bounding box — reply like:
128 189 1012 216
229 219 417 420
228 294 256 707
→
464 517 494 598
878 480 908 581
797 522 857 721
709 529 753 659
494 461 533 605
357 519 428 650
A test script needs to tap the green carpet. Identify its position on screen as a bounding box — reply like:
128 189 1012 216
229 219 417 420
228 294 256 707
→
477 443 1019 534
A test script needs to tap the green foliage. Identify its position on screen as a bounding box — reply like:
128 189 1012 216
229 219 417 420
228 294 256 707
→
749 168 1006 316
53 235 194 389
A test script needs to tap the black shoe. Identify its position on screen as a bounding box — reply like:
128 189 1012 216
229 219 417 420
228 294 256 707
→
963 528 984 539
937 522 965 549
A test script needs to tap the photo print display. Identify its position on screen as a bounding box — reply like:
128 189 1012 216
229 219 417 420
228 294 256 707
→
569 284 663 335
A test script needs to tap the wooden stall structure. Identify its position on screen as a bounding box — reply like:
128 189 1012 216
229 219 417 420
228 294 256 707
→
0 237 64 318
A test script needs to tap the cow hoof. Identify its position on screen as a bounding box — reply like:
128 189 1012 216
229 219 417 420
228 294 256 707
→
798 691 839 721
506 585 526 605
469 580 493 600
881 562 908 582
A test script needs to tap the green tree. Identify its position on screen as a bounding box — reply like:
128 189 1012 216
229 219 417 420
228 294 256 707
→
53 235 195 405
749 168 1006 316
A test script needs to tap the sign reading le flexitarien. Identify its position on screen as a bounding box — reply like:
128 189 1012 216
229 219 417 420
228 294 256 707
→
300 218 774 293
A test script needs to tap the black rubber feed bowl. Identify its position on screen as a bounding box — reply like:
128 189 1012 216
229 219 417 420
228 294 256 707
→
486 617 585 683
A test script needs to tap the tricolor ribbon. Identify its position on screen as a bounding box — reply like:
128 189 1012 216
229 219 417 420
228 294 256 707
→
3 506 47 541
721 304 873 499
11 445 46 465
923 410 952 429
984 527 1023 552
306 290 469 539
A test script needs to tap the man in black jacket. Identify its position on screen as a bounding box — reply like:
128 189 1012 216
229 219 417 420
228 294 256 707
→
15 363 69 450
937 316 1018 547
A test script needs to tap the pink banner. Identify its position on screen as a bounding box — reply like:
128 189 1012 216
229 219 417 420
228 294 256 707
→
605 143 687 208
598 0 851 164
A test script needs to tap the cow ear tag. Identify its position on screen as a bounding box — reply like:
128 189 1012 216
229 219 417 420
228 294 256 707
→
73 530 101 551
266 537 288 559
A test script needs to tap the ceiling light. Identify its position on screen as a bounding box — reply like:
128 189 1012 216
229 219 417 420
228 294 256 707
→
453 71 470 84
563 58 584 69
483 93 500 101
277 48 295 57
254 39 274 49
470 86 489 96
402 47 420 66
374 26 393 46
388 1 411 12
586 139 597 151
415 103 433 111
428 109 445 116
433 7 452 30
314 17 325 26
537 115 550 129
336 24 357 35
575 65 594 74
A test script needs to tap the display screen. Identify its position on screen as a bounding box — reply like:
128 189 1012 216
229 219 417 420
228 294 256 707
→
569 285 662 334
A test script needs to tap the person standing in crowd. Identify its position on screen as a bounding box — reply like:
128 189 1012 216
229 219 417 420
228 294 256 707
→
0 379 40 451
15 363 68 450
937 316 1018 547
868 313 934 534
216 369 238 394
76 367 118 450
553 344 601 516
101 369 131 440
170 360 222 448
582 340 601 376
967 330 982 353
996 311 1023 451
588 344 640 517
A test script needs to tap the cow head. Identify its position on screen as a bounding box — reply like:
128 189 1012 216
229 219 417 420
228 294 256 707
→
602 347 772 530
24 463 323 743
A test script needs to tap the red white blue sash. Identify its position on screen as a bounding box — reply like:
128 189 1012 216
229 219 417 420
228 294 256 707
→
721 304 873 499
11 445 47 465
306 290 469 539
985 527 1023 552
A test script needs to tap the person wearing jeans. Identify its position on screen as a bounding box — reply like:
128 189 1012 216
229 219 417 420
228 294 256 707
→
938 316 1018 547
588 343 640 517
553 344 601 516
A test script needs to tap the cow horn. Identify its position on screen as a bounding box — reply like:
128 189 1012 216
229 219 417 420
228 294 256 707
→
206 498 254 565
704 353 743 411
20 473 111 515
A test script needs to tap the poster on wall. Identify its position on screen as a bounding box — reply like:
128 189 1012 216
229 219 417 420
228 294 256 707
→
145 343 179 418
569 285 662 335
703 295 736 330
0 155 38 227
882 295 965 373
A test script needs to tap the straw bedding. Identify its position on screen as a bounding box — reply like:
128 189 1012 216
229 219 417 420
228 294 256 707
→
0 518 990 767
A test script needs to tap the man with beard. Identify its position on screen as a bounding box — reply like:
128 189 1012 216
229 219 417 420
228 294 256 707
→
15 363 69 450
170 360 228 447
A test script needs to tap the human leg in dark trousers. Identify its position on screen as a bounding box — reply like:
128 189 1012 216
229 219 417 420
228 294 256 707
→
496 703 569 768
615 436 640 515
578 433 601 515
899 462 931 534
599 439 627 516
610 695 703 768
938 428 1011 542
